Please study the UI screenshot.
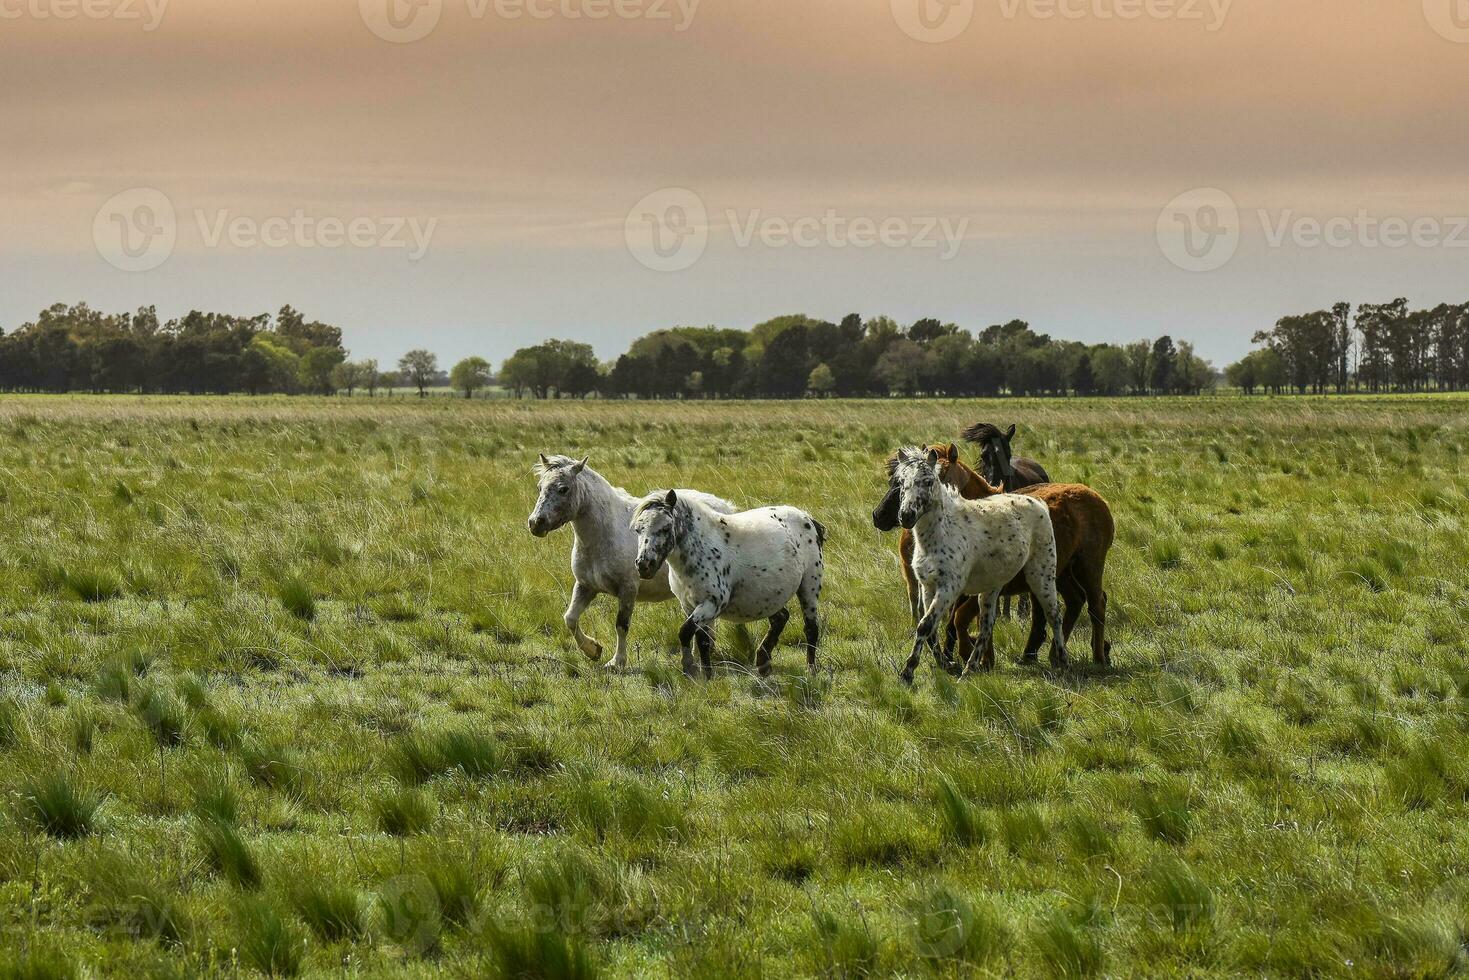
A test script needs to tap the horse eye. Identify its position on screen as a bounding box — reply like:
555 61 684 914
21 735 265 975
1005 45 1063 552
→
557 485 569 495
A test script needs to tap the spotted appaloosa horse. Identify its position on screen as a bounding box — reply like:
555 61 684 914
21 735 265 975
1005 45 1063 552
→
876 444 1114 669
963 423 1050 620
631 490 825 679
886 447 1069 684
527 455 737 668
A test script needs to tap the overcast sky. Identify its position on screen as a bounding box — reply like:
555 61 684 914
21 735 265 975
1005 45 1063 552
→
3 0 1467 367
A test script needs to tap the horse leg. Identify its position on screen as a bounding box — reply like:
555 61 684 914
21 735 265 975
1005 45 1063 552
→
1074 559 1111 666
900 532 921 624
1023 549 1070 668
678 602 719 679
1059 572 1086 642
945 596 979 674
605 590 636 669
755 608 791 677
798 570 822 673
901 582 959 685
961 592 1002 678
564 582 601 660
696 626 716 678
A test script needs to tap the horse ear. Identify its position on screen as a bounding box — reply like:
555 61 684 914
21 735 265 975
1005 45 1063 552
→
946 443 958 465
538 453 550 466
570 456 588 475
1005 424 1017 441
925 448 940 466
664 490 678 509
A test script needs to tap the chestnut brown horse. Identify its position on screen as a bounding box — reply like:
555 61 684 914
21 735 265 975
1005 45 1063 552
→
875 444 1114 669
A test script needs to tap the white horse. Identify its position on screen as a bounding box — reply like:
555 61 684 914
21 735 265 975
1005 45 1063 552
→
630 490 826 678
888 446 1069 684
527 455 737 668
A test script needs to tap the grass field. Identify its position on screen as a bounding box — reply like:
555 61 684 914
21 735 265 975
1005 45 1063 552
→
1 395 1467 979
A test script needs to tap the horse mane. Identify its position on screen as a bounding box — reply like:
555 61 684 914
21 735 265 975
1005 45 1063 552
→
960 422 1003 445
532 454 581 477
886 446 927 478
928 443 1002 497
631 493 670 521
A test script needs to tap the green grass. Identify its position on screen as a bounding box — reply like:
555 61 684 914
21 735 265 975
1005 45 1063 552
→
0 394 1467 976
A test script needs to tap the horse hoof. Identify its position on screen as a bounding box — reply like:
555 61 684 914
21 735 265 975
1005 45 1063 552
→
580 641 604 661
1020 654 1039 666
603 657 626 670
898 671 915 687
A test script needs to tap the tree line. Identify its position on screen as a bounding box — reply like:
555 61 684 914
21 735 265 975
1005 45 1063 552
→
1227 299 1469 395
502 315 1214 399
4 299 1464 398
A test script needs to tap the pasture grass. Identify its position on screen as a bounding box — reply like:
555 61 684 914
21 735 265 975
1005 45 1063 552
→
0 394 1466 976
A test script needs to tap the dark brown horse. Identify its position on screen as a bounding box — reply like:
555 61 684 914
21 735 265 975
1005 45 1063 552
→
962 422 1050 491
875 444 1114 669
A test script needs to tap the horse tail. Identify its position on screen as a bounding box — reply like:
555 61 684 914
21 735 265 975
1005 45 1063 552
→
813 519 827 552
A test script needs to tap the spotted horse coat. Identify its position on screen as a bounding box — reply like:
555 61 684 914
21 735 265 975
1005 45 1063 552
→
630 490 825 678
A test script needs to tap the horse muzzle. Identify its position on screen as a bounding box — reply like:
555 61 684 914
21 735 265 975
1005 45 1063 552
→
635 557 660 580
527 516 550 537
898 510 918 530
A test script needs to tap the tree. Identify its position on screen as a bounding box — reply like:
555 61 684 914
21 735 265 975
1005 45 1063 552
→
300 346 345 395
331 359 369 396
1150 336 1177 394
450 356 492 399
807 363 836 397
362 359 382 397
874 339 930 395
398 349 439 398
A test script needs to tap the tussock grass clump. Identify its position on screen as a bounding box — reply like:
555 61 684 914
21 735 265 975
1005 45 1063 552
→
1150 539 1184 570
133 682 189 748
61 566 125 603
192 776 241 825
0 698 20 749
0 945 79 980
373 786 434 836
565 774 686 844
1147 858 1215 932
1032 910 1104 977
240 738 304 792
88 853 186 946
519 848 646 940
274 574 317 621
1135 779 1195 844
1386 740 1456 809
291 880 366 943
21 772 104 839
234 898 305 977
197 817 261 888
68 708 96 755
387 727 505 784
482 926 599 980
935 774 988 847
808 906 881 978
908 885 1010 966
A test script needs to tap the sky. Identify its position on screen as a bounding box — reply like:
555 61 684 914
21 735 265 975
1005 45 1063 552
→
3 0 1467 368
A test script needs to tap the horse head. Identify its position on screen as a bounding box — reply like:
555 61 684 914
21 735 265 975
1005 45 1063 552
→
527 454 588 537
